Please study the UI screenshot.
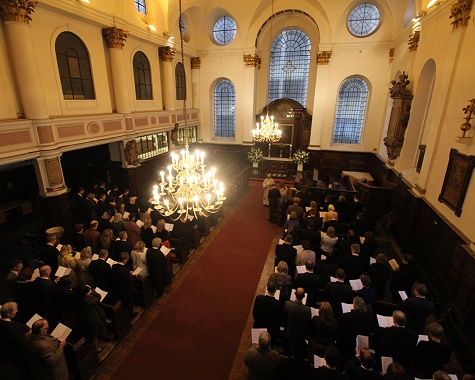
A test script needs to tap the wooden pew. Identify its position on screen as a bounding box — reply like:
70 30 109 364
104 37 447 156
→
99 300 131 340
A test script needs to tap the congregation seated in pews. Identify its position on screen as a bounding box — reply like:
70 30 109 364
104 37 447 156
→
0 181 223 378
245 188 460 380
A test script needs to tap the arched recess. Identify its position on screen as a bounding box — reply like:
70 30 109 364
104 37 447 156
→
404 0 416 28
254 10 320 115
399 59 436 171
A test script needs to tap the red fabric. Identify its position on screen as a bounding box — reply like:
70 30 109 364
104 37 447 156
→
112 184 276 379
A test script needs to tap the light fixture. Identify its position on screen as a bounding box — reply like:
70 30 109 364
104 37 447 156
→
251 0 281 143
151 0 225 220
146 24 156 32
460 99 475 138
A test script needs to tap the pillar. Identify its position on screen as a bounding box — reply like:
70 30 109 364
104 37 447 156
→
242 54 260 144
190 57 200 110
0 0 49 119
102 27 131 114
159 46 176 111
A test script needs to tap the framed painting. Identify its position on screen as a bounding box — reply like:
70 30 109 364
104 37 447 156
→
279 124 294 145
438 148 475 217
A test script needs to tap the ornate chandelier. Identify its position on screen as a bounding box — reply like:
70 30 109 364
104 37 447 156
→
252 113 282 142
151 0 225 220
251 0 281 143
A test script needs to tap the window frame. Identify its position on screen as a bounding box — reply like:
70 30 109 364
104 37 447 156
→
331 77 369 145
133 51 153 100
267 28 311 107
134 0 146 15
55 31 95 100
212 16 237 46
213 79 236 139
347 2 381 38
175 62 186 101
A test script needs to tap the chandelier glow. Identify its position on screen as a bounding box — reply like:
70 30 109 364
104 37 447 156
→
151 148 225 219
252 113 282 142
151 0 225 220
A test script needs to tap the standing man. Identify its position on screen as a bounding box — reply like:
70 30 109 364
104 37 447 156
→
267 183 281 223
262 173 275 206
110 252 138 319
146 238 172 298
23 318 68 380
244 330 280 380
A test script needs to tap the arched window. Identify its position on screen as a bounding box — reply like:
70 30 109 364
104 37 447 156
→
175 62 186 100
133 51 152 100
332 77 369 144
268 29 311 107
214 79 236 138
55 32 95 100
135 0 146 14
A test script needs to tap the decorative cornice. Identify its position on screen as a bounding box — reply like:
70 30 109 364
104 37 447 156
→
102 27 129 49
450 0 472 29
190 57 201 69
158 46 176 62
243 54 260 68
389 48 395 63
316 51 332 65
0 0 37 24
408 31 420 52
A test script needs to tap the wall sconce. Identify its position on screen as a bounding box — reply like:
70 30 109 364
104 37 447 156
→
77 0 90 3
427 0 443 8
412 11 427 22
145 24 156 32
460 99 475 137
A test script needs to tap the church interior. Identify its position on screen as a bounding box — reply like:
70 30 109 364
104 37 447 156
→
1 0 475 378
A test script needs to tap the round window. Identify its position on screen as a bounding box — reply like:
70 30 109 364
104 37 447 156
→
347 3 381 37
213 16 236 45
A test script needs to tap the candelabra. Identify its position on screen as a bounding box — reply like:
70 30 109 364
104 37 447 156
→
252 113 282 142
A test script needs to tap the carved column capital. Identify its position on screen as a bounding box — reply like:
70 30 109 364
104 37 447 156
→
102 27 129 49
450 0 473 30
0 0 37 24
316 51 332 65
408 31 420 52
190 57 201 69
243 54 261 68
158 46 176 62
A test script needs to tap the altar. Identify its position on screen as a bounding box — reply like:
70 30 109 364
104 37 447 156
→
262 157 294 175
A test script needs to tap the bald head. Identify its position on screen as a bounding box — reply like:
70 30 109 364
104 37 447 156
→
39 266 51 277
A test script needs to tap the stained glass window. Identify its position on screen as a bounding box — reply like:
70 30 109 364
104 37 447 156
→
332 77 368 144
214 80 236 138
267 29 311 107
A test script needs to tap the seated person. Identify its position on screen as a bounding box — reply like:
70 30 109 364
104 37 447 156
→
344 348 383 380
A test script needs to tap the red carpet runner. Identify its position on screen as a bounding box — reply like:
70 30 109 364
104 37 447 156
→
112 183 277 379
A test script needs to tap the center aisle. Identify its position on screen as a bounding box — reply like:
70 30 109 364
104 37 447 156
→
112 183 277 379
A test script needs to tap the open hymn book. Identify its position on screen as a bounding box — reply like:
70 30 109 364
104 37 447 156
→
51 323 72 341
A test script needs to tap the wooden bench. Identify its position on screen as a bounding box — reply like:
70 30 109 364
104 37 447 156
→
0 199 33 224
99 300 131 340
64 333 99 380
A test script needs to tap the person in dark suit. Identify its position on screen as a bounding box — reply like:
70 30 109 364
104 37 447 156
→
389 254 420 303
339 244 368 281
312 346 349 380
268 183 281 223
324 268 354 318
13 268 36 324
344 348 383 380
294 260 322 308
5 259 22 290
355 275 377 307
336 297 376 364
284 288 312 355
110 252 138 319
171 214 193 250
367 254 391 301
0 302 28 370
300 218 322 254
32 266 59 324
302 208 322 231
96 193 108 220
124 195 140 216
276 234 297 279
109 230 134 261
146 238 172 298
252 278 284 347
88 249 112 291
349 212 371 238
335 229 358 259
412 322 452 378
347 196 364 224
375 310 418 370
397 282 435 334
39 234 59 278
276 338 313 380
323 212 341 236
